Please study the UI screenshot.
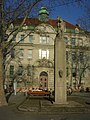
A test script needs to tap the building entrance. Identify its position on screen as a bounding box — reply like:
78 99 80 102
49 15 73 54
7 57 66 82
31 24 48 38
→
39 71 48 91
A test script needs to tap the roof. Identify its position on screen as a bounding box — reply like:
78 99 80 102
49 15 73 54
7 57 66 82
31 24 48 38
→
13 18 82 30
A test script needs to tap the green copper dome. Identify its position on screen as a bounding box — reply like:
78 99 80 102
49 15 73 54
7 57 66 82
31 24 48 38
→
39 7 49 15
38 7 49 22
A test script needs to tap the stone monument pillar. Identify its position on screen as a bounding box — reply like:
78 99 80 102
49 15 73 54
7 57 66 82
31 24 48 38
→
54 16 67 104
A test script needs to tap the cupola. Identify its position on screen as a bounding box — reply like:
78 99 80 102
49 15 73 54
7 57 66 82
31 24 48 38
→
38 7 49 22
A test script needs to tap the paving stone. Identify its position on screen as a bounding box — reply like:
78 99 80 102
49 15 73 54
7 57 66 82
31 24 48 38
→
8 93 90 113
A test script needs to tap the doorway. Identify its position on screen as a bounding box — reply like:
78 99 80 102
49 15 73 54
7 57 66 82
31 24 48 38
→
39 71 48 91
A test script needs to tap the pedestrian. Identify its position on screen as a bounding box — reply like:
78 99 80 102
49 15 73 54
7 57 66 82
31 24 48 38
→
68 87 72 95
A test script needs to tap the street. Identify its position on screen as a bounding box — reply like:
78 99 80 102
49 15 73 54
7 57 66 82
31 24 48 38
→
0 106 90 120
0 92 90 120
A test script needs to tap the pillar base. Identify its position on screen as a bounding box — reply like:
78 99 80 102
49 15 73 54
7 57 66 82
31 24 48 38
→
54 101 68 105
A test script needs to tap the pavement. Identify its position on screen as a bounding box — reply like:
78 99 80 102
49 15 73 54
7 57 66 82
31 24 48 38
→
0 92 90 120
7 92 90 114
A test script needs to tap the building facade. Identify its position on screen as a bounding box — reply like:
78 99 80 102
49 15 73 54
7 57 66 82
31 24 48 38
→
5 7 90 91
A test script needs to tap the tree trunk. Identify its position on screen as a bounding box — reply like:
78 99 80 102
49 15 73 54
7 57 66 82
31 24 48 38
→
79 76 82 87
0 48 7 106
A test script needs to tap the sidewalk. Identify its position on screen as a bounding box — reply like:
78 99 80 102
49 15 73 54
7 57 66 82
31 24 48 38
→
8 92 90 114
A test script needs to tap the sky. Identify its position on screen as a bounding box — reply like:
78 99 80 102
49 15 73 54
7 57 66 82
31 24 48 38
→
50 0 90 25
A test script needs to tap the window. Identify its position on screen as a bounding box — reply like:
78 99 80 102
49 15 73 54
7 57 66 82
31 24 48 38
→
19 35 25 43
27 65 32 76
79 68 84 77
40 36 49 44
39 49 49 59
11 48 15 58
42 50 47 58
10 65 14 78
72 68 76 77
19 49 24 58
71 38 76 46
23 25 27 30
78 38 83 46
12 35 16 42
64 37 68 45
40 83 42 87
66 51 68 61
79 52 83 61
44 82 47 87
66 67 69 77
28 49 32 59
72 52 76 60
18 66 23 75
29 35 33 43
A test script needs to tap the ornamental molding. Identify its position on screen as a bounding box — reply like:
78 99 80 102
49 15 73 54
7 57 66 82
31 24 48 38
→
36 58 54 67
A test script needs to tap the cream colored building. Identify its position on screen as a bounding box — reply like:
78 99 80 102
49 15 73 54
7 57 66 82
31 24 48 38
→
5 7 90 91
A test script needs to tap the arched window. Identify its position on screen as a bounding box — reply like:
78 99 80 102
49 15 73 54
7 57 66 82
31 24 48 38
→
40 71 48 76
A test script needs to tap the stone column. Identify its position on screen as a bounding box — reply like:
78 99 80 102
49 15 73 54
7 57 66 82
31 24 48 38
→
54 16 67 104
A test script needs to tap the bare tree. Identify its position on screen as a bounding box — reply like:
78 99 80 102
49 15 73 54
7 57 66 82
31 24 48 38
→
71 45 90 89
0 0 42 106
78 51 90 86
